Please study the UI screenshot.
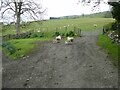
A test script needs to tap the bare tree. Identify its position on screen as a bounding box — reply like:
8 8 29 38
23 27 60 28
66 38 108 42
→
77 0 107 10
0 0 46 37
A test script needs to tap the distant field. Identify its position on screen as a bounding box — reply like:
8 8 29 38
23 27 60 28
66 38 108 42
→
2 18 114 36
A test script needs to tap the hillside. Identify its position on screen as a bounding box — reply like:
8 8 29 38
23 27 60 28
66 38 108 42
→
50 11 112 19
2 18 114 36
82 11 112 18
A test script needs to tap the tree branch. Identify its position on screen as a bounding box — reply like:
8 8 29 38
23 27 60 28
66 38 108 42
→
1 8 14 18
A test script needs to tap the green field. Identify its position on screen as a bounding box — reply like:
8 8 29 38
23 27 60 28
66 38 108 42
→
1 18 115 60
2 18 114 36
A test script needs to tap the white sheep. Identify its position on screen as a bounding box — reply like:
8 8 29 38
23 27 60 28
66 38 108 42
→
93 24 97 27
65 37 74 45
53 35 62 43
56 35 61 40
67 37 74 42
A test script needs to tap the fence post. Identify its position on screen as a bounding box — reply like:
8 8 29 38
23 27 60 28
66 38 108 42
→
79 28 81 37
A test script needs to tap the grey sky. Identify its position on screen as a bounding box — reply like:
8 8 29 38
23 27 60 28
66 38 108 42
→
0 0 112 23
41 0 111 18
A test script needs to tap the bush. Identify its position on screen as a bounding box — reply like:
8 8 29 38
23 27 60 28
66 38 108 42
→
66 33 69 37
31 33 38 38
40 32 44 37
111 22 118 30
7 45 16 55
103 22 118 31
61 33 65 37
2 42 16 55
53 31 60 37
66 31 75 37
2 42 10 47
68 31 75 37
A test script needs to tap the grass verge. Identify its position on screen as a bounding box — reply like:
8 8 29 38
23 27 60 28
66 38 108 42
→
2 37 52 60
97 34 119 66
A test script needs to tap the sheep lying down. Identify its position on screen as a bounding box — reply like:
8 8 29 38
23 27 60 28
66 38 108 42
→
65 37 74 45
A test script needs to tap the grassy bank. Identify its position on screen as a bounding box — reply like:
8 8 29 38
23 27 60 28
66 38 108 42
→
97 34 119 66
2 38 52 60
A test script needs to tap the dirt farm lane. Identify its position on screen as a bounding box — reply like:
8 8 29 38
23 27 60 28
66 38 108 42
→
2 30 118 88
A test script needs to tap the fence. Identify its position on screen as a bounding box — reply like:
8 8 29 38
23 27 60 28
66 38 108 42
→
74 27 81 37
2 26 82 41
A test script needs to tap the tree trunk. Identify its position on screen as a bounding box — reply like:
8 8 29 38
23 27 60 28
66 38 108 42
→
16 13 20 37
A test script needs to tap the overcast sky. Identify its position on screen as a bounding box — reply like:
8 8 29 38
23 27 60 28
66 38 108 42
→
0 0 111 23
41 0 111 18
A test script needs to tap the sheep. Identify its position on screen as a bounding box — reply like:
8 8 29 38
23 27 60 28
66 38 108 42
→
93 24 97 27
56 35 61 40
65 37 74 45
53 35 62 43
67 37 74 42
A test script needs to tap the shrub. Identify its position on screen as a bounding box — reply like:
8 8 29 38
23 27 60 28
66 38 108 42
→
66 31 75 37
31 33 38 38
53 31 60 37
68 31 75 37
7 45 16 55
2 42 10 47
40 32 44 37
61 33 65 37
111 22 118 30
103 22 118 31
66 33 69 37
2 42 16 55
